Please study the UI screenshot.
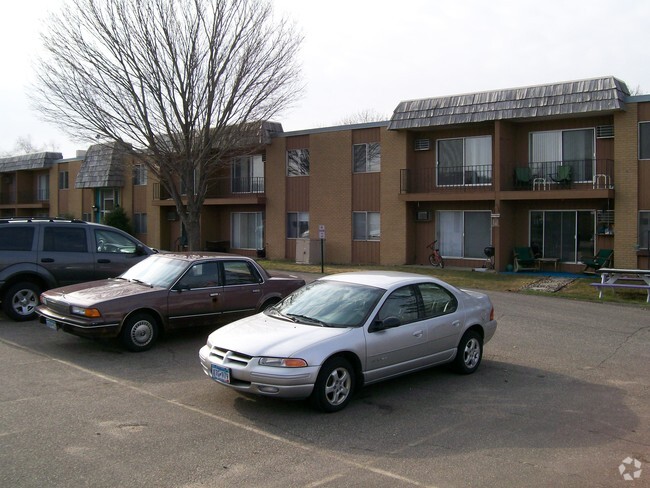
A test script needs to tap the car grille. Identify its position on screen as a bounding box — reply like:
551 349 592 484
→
46 299 70 315
209 347 253 367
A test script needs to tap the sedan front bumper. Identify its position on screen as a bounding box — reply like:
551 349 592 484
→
199 345 319 399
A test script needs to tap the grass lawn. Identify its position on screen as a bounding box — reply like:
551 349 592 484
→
258 260 650 308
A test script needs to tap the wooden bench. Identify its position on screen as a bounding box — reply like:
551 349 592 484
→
593 268 650 303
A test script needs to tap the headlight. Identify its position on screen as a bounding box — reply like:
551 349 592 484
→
71 306 102 318
259 357 308 368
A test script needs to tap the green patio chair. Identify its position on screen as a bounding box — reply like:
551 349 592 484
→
513 246 538 272
581 249 613 273
550 165 572 188
514 167 533 189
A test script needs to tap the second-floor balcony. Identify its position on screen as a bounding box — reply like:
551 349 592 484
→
510 159 614 191
0 190 50 205
400 164 493 194
153 176 265 201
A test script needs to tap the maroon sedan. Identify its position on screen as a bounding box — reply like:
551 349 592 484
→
36 253 305 351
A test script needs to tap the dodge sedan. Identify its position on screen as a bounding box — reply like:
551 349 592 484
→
199 271 496 412
36 253 305 351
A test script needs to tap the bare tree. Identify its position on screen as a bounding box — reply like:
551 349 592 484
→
0 135 59 157
337 109 388 126
32 0 302 250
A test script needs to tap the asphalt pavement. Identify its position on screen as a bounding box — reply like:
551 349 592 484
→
0 289 648 487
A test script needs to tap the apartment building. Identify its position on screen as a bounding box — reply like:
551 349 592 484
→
1 76 648 271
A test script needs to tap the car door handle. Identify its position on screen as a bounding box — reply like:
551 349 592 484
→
97 259 111 263
209 293 220 297
452 320 460 327
413 330 424 337
41 258 54 263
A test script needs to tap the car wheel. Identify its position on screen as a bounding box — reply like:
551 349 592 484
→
3 282 41 322
120 313 158 352
260 298 280 311
453 330 483 374
310 357 355 413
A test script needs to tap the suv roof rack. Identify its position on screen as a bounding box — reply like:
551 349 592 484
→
0 217 87 224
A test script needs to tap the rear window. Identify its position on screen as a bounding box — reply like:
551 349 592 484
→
0 226 34 251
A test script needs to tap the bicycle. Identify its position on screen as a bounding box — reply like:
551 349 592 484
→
427 240 444 268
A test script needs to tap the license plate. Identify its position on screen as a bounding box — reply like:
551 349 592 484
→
211 364 231 384
45 318 59 331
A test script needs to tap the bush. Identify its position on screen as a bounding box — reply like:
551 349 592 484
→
103 206 133 235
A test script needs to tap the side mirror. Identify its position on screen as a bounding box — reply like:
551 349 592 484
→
369 316 401 333
135 244 146 256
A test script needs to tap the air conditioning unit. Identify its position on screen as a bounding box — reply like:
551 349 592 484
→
596 125 614 138
415 210 431 221
414 139 431 151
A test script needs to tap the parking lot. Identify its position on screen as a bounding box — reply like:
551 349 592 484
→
1 288 648 487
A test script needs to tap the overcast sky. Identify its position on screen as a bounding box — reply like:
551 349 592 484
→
1 0 649 158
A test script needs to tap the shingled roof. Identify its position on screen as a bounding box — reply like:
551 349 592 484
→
0 152 62 173
75 142 131 189
388 76 630 130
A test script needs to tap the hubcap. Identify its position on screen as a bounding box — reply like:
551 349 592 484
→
463 338 481 369
130 320 154 346
324 367 351 406
13 290 37 316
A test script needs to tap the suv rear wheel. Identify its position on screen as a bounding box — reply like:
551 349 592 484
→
3 282 41 321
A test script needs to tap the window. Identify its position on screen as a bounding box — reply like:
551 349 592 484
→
287 149 310 176
353 143 381 173
94 228 139 254
437 136 492 186
37 174 49 201
376 286 419 324
133 213 148 234
640 122 650 160
58 171 69 190
529 128 595 182
97 188 120 218
639 211 650 249
178 262 221 289
233 155 264 193
418 283 458 317
43 227 87 253
133 164 147 185
223 260 262 286
287 212 309 238
231 212 263 249
530 211 594 262
0 227 34 251
437 211 491 258
353 212 380 241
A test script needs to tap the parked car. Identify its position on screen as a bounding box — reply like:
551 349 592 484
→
0 218 156 321
199 271 497 412
36 253 305 351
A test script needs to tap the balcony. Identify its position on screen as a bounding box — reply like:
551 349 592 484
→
153 176 265 203
0 190 50 205
509 159 614 191
400 165 493 194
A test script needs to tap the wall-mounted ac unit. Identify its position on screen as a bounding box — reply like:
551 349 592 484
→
596 125 614 138
415 210 431 221
414 139 431 151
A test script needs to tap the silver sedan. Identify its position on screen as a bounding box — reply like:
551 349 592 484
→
199 271 497 412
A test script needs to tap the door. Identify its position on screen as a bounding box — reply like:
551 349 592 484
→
166 261 223 329
38 225 96 286
219 260 264 323
93 227 148 278
364 285 429 382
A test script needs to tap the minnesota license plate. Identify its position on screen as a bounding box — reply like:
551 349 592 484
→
211 364 231 384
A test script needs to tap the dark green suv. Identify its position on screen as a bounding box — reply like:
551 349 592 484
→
0 218 155 321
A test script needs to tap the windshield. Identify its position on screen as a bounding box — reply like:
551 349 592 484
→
267 280 384 328
121 255 188 288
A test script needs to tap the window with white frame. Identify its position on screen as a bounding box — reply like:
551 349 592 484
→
133 164 147 185
98 189 119 219
639 211 650 249
287 149 310 176
37 173 49 201
530 210 594 262
353 143 381 173
133 213 148 234
529 128 595 182
640 122 650 160
231 212 263 249
233 155 264 193
353 212 380 241
437 136 492 186
437 211 491 258
58 170 69 190
287 212 309 238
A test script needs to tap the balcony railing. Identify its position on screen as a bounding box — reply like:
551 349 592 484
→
400 165 493 193
0 191 50 205
154 176 265 200
511 159 614 190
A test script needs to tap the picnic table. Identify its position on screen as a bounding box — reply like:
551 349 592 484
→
591 267 650 303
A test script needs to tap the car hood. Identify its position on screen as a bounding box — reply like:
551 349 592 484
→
208 314 351 358
47 279 160 306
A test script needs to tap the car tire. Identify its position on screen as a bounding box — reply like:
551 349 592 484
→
453 330 483 374
309 357 355 413
260 298 280 311
120 312 158 352
3 282 41 322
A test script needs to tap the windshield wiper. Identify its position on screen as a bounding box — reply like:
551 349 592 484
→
285 313 329 327
130 278 153 287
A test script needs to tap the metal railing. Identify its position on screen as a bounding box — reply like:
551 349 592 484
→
154 176 265 200
512 159 614 190
400 165 493 193
0 191 50 204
